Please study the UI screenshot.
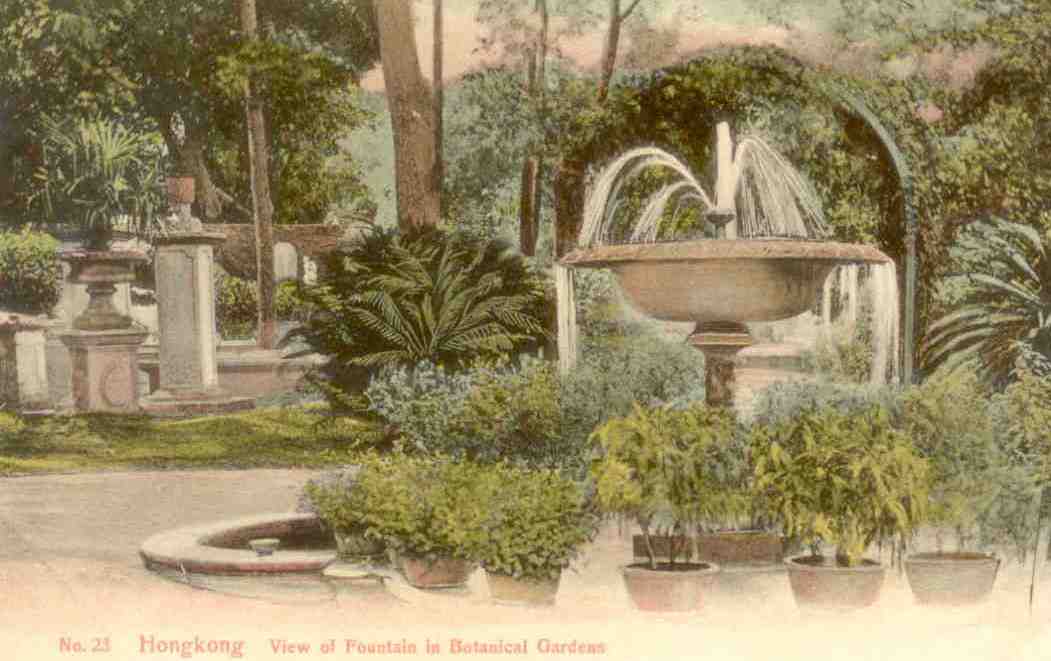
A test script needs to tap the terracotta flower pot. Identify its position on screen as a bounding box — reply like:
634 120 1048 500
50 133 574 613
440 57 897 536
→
631 534 693 563
784 554 886 611
904 552 1000 606
399 556 474 589
621 562 719 612
166 177 195 206
696 530 783 565
486 571 561 606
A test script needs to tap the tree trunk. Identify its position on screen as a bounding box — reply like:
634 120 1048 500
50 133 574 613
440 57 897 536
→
597 0 623 103
433 0 444 219
518 0 548 257
241 0 277 350
553 158 586 258
374 0 440 232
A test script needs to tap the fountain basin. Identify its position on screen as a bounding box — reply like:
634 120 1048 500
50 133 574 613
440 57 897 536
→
140 512 335 575
562 239 890 323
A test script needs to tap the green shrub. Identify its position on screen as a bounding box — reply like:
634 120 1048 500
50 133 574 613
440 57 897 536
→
480 465 599 580
305 453 491 561
561 332 707 460
750 405 929 566
0 229 61 314
748 380 902 426
215 274 315 339
364 358 583 473
291 226 550 407
590 403 746 568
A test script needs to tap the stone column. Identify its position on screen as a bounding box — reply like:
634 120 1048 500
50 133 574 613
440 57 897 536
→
0 316 53 414
141 231 254 416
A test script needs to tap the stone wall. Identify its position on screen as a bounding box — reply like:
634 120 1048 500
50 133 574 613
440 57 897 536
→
211 224 342 280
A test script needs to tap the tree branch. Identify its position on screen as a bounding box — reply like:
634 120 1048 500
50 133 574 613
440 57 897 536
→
621 0 645 21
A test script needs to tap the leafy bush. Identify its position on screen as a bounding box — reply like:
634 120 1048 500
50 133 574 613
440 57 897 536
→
0 229 61 314
304 453 491 562
590 403 745 568
803 315 874 383
750 405 929 566
479 465 599 580
215 274 315 339
364 358 583 472
900 369 1026 551
561 332 707 459
748 380 903 426
289 226 550 406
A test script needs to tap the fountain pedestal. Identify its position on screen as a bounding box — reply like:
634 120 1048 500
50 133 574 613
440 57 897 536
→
687 322 755 409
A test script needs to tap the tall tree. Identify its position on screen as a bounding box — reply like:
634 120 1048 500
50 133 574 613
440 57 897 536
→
373 0 440 231
240 0 276 349
518 0 549 256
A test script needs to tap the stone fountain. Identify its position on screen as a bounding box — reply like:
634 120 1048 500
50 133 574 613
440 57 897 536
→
559 122 896 408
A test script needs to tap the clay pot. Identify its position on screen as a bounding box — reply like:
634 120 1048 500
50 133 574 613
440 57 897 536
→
631 534 693 563
904 552 1000 606
399 556 474 589
784 554 886 611
621 562 719 612
166 177 195 205
696 530 783 565
486 571 561 606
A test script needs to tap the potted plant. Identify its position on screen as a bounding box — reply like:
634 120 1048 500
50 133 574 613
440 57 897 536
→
477 464 599 606
899 370 1011 605
300 469 386 563
591 403 740 612
336 454 484 589
750 404 929 611
29 115 163 331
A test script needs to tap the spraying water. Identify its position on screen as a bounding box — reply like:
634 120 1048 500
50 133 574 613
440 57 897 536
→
868 261 900 384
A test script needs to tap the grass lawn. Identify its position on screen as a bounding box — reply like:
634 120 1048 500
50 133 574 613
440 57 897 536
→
0 406 381 476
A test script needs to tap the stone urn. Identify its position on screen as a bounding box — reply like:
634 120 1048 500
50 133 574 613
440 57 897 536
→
59 249 148 331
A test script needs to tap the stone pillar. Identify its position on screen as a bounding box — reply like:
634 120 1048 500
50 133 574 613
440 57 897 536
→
61 327 148 413
688 321 755 410
0 316 53 414
141 231 254 416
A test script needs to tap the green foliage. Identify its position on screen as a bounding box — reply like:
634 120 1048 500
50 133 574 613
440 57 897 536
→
214 273 315 339
923 216 1051 386
901 368 1037 552
0 229 61 314
28 116 164 248
478 464 599 581
289 227 550 406
748 380 903 427
308 453 492 561
561 332 707 459
590 403 746 568
750 405 929 567
365 358 584 473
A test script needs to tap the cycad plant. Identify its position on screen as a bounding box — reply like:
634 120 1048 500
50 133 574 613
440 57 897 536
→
29 116 164 249
288 226 550 407
923 216 1051 385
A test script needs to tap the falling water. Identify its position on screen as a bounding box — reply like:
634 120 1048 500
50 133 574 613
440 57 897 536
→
868 261 900 384
555 264 578 374
840 264 859 327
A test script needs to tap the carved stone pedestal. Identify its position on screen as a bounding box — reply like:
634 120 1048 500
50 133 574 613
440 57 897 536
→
687 321 755 409
61 327 148 413
0 316 52 414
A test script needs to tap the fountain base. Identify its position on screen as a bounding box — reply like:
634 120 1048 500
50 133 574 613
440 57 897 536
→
688 322 755 409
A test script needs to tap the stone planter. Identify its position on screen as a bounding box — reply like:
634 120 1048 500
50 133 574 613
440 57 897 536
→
904 552 1000 606
399 556 474 589
166 177 196 206
60 250 147 331
696 530 783 565
784 554 886 611
631 534 693 563
486 571 561 606
620 562 719 612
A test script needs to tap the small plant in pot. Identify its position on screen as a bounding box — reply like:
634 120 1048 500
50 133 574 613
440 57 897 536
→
300 469 387 563
899 370 1013 606
477 464 600 606
346 453 487 589
750 404 929 611
591 403 740 612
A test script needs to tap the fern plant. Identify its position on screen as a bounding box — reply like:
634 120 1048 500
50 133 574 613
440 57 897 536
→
923 216 1051 385
288 227 550 407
